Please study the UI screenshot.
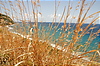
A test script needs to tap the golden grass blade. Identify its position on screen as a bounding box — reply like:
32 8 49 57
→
80 0 96 23
77 0 85 23
16 52 33 59
80 16 100 37
15 61 25 66
84 11 100 21
78 50 97 56
60 6 66 22
67 56 88 61
63 1 71 31
97 50 100 56
1 47 27 53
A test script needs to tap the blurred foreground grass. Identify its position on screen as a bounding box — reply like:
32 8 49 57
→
0 0 100 65
0 27 100 66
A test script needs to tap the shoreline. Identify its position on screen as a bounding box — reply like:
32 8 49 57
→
0 24 99 65
6 25 92 62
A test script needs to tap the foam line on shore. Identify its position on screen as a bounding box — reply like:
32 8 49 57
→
7 26 90 61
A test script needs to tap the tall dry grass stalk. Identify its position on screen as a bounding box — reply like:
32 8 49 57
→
0 0 100 65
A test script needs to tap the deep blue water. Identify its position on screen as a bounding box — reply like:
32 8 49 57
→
10 22 100 51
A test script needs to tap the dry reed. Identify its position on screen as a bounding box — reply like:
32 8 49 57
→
0 0 100 66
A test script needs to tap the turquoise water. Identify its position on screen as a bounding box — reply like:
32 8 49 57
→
10 22 100 51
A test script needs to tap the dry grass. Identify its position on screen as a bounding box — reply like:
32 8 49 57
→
0 0 100 66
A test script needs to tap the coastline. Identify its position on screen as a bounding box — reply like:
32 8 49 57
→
0 24 99 65
6 25 92 62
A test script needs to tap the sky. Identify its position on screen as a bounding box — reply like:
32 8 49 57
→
0 0 100 24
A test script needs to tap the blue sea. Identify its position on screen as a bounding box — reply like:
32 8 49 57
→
9 22 100 52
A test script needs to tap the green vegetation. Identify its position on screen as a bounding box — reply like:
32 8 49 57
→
0 13 14 26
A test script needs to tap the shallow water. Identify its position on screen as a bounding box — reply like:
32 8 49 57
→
9 22 100 51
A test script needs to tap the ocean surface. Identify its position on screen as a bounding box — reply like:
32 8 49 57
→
9 22 100 52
